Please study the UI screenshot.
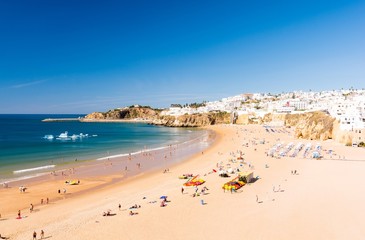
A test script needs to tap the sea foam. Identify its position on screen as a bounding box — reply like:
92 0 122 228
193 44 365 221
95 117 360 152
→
13 165 56 174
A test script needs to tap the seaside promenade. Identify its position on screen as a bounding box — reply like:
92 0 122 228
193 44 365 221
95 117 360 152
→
1 124 365 239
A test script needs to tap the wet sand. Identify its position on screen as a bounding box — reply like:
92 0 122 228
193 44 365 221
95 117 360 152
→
0 130 214 217
1 124 365 240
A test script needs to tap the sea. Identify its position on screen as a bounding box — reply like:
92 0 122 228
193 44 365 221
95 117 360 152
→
0 114 208 183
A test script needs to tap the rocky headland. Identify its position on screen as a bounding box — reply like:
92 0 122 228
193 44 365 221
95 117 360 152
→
83 107 354 144
83 106 231 127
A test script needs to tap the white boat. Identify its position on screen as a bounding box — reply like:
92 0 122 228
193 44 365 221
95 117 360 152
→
70 134 79 140
43 135 54 140
79 133 89 138
56 131 71 140
58 131 68 138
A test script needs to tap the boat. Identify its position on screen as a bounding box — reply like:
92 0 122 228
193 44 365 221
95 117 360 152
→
58 131 68 138
222 176 245 191
70 134 79 140
183 175 205 186
56 131 71 140
43 135 54 140
79 133 89 138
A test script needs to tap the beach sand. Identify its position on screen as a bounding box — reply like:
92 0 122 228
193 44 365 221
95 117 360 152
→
1 124 365 239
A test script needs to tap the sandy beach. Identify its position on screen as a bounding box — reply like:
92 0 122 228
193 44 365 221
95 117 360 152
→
1 124 365 240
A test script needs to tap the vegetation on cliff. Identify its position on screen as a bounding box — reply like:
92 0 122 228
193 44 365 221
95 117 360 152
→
84 106 161 120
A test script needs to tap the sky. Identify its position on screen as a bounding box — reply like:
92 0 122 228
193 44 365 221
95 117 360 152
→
0 0 364 114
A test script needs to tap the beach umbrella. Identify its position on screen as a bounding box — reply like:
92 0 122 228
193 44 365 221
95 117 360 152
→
160 196 167 199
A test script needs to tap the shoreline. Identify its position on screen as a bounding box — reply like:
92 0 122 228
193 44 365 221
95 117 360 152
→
0 128 216 217
1 124 365 240
80 118 152 123
41 117 153 123
0 125 209 184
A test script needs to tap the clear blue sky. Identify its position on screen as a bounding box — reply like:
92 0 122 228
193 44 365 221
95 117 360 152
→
0 0 364 113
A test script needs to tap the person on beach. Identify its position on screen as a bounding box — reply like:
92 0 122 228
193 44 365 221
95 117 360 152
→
46 198 49 204
0 234 7 239
33 231 37 240
119 204 121 211
129 210 137 216
181 186 184 194
40 230 44 239
17 210 21 219
30 203 34 213
41 198 43 204
0 233 8 239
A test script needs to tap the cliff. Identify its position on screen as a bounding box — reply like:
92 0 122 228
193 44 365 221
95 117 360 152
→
83 107 161 121
84 107 230 127
284 112 336 141
152 112 231 127
84 107 346 142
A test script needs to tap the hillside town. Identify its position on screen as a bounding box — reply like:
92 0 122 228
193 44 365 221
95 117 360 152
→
161 89 365 144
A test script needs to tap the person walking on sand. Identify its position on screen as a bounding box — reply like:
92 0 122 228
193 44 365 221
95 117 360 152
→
32 231 37 240
181 186 184 194
17 210 21 219
119 204 121 211
40 230 44 239
0 233 8 239
30 203 34 213
256 195 259 203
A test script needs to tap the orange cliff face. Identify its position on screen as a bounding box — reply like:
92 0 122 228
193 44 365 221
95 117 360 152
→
84 107 231 127
83 107 161 120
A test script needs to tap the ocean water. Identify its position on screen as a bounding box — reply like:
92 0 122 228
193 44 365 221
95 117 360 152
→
0 114 205 182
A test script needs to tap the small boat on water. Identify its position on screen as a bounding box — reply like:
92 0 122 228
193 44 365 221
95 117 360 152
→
79 133 89 138
58 131 68 138
70 134 79 140
56 131 71 140
43 135 54 140
44 131 95 141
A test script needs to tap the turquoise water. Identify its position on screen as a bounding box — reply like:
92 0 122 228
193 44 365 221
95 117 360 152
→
0 114 204 181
